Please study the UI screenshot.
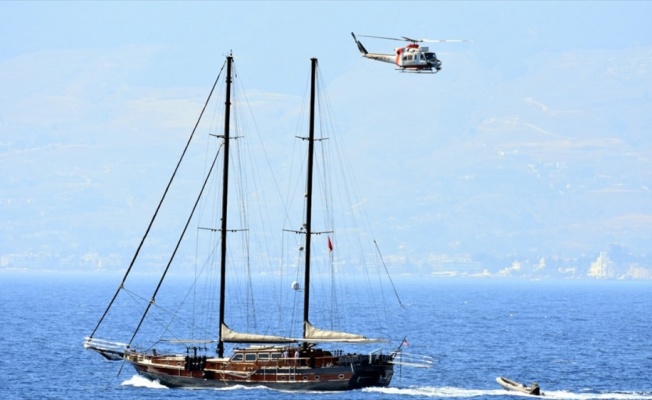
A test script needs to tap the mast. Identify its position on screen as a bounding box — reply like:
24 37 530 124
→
302 58 318 346
217 54 233 358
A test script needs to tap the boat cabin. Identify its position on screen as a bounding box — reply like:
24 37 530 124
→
229 346 337 368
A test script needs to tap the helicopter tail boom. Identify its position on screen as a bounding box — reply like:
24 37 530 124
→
352 32 395 65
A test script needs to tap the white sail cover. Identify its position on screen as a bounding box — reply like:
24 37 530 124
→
221 323 296 344
304 321 387 343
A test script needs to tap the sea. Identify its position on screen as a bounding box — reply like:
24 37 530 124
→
2 270 651 400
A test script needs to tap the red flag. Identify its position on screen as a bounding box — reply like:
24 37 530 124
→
327 236 333 252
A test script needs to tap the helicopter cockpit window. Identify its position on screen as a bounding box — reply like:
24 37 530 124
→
425 53 437 61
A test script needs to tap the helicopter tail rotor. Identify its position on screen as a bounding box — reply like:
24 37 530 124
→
351 32 369 55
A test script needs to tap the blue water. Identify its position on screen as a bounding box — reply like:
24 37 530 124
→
2 271 652 399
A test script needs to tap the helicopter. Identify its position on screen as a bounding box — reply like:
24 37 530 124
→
351 32 468 73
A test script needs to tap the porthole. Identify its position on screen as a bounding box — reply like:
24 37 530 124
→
314 375 320 380
303 376 308 380
338 374 345 379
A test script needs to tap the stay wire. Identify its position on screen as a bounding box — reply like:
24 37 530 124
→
128 144 223 347
374 240 403 307
89 60 227 340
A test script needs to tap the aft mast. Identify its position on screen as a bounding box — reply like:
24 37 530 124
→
217 53 233 358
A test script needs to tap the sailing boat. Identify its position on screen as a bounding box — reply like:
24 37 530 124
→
84 55 397 390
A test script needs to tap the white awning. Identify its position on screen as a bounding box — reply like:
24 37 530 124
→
304 321 387 343
221 323 297 344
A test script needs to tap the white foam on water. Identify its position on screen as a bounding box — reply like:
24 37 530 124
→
364 386 652 399
543 390 652 400
364 386 510 397
121 375 168 389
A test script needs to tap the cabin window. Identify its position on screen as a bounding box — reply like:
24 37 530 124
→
258 353 270 360
245 353 257 362
271 352 281 359
231 354 243 362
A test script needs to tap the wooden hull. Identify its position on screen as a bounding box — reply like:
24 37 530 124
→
126 350 394 391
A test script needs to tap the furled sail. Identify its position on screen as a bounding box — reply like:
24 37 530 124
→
304 321 387 343
221 323 296 344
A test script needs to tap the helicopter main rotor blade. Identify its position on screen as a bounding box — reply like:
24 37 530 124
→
401 36 423 43
358 34 470 44
358 34 408 42
420 39 470 43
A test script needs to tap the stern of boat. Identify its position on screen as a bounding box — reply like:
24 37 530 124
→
342 351 395 389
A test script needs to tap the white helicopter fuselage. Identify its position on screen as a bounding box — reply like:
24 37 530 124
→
351 32 454 74
361 45 441 72
394 44 441 71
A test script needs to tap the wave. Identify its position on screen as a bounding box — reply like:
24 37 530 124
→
120 375 276 392
363 386 652 399
121 375 168 389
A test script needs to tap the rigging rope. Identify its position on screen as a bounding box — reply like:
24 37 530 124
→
88 60 227 340
374 240 403 307
119 285 216 347
128 144 223 346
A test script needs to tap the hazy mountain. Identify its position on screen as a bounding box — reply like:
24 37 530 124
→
1 45 651 274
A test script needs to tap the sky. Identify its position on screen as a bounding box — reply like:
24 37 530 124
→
2 1 652 272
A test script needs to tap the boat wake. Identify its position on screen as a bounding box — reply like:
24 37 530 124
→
121 375 168 389
121 375 278 392
364 386 652 399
